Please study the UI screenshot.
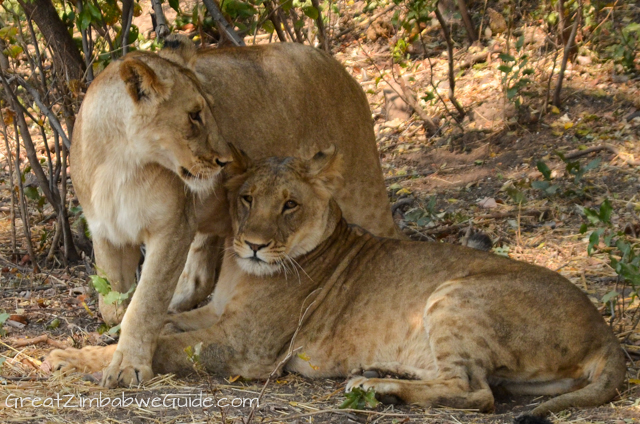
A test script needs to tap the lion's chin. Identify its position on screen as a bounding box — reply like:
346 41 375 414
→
179 167 220 193
236 258 280 277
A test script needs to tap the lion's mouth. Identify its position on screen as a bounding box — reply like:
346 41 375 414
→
180 166 211 180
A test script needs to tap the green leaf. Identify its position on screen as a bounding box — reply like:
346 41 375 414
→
79 9 92 31
588 228 605 255
531 180 550 190
499 53 516 62
86 3 102 20
506 87 518 99
169 0 180 13
536 160 552 180
515 35 525 51
262 20 275 33
579 223 588 234
303 6 319 20
107 324 121 334
522 68 535 75
24 186 40 201
599 199 613 224
583 158 602 173
0 312 10 325
498 65 513 74
47 318 60 330
91 275 111 296
601 290 619 305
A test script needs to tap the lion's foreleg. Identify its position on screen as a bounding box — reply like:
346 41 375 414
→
100 216 195 388
170 233 224 312
93 238 141 326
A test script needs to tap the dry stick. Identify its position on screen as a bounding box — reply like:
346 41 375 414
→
151 0 170 39
563 144 640 166
311 0 329 52
202 0 246 46
553 5 580 108
434 4 465 120
455 0 477 43
10 334 68 349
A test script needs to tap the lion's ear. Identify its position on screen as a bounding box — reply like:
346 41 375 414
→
307 144 344 194
159 34 197 68
119 58 168 103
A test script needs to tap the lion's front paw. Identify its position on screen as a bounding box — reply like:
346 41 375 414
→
100 350 154 388
47 346 110 375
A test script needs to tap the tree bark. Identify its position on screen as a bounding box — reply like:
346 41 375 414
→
18 0 84 82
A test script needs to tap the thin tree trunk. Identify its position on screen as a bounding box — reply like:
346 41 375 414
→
456 0 478 42
553 5 580 107
11 121 38 273
435 5 465 119
17 0 84 82
121 0 134 55
311 0 330 52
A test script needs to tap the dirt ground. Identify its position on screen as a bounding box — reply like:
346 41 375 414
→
2 3 640 423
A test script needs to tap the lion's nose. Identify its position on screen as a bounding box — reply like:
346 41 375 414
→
245 241 270 253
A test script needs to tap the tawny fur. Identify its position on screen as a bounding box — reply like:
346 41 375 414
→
71 36 398 387
51 152 626 416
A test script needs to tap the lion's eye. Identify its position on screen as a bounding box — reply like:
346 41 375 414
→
189 110 202 124
242 195 253 205
283 200 298 212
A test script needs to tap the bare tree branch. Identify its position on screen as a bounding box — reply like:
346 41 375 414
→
13 75 71 150
311 0 329 52
151 0 170 39
201 0 246 46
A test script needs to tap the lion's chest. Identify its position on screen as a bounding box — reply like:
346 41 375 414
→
87 166 177 246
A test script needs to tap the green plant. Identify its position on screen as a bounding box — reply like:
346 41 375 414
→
0 311 10 337
531 160 559 195
340 387 379 409
404 196 439 226
580 199 640 320
91 274 135 333
498 35 535 108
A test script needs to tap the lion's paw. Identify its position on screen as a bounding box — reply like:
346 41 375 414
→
346 377 399 395
47 346 107 375
100 350 154 388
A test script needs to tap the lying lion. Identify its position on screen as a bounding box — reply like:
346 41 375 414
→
50 147 626 416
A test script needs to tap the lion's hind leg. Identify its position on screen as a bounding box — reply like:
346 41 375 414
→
346 372 494 412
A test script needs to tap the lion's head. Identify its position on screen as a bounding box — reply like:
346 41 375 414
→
225 146 344 276
116 35 231 192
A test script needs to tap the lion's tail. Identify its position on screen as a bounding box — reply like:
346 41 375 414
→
531 340 626 416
